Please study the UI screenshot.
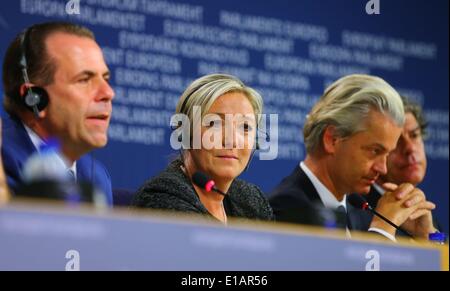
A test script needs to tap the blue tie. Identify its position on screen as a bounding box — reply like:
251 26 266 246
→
65 168 81 204
67 169 76 182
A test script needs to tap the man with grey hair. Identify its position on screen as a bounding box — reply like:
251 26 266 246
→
269 74 436 241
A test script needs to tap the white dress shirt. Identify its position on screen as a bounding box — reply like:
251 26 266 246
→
300 162 347 210
300 162 396 241
300 162 350 237
367 183 397 242
24 124 77 180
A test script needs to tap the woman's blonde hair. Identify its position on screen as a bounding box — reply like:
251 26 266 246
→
176 73 263 132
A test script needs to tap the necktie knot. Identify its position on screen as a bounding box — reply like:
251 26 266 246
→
336 205 346 214
67 169 76 182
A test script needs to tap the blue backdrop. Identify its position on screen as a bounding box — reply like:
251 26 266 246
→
1 0 448 232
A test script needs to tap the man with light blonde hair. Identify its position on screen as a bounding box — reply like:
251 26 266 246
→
269 74 436 241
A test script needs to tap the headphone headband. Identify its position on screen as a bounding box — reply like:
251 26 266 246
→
17 26 49 118
19 27 32 80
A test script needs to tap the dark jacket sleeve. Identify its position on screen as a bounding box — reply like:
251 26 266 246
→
133 190 200 214
228 182 274 221
1 145 23 194
253 186 275 221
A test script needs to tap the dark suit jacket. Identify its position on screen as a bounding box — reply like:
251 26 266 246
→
1 115 113 206
268 165 372 232
132 159 274 221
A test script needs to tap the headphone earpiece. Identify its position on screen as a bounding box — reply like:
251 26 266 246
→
171 120 184 144
244 130 269 172
22 86 49 117
255 130 270 150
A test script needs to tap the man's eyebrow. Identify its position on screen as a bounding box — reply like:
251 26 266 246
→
409 126 421 133
73 70 110 80
368 143 387 151
72 70 95 80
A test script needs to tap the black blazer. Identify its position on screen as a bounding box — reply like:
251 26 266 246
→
132 159 274 222
268 166 373 232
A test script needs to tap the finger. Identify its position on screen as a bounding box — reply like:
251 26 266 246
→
394 183 415 200
415 200 436 211
409 209 430 220
406 201 436 220
404 193 425 207
381 182 398 192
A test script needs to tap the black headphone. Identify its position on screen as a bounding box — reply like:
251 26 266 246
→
19 26 49 118
172 85 270 150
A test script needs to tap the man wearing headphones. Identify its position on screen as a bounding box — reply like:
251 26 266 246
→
1 22 115 205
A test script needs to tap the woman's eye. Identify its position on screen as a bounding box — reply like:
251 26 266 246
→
242 122 253 131
209 120 221 128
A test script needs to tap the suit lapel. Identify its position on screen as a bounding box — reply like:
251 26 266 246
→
296 166 376 230
2 116 38 161
76 155 92 183
294 166 323 205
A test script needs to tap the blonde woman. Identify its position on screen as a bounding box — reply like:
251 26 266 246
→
132 74 273 223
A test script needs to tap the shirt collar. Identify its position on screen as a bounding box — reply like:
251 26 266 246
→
23 123 77 177
300 161 347 211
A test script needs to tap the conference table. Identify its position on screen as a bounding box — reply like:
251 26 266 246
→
0 200 447 271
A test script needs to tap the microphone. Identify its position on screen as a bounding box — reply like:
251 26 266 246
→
347 194 413 238
192 172 226 196
18 140 106 208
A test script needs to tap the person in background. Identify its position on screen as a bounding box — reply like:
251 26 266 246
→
132 74 273 223
366 96 439 238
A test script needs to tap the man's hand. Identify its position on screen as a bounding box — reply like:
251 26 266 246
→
380 183 436 239
370 184 417 237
